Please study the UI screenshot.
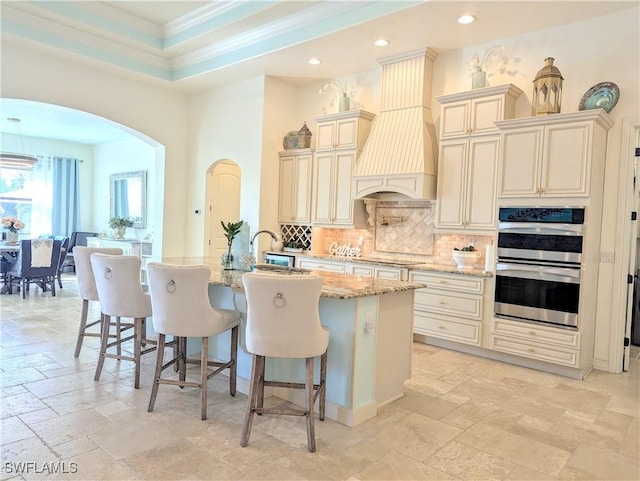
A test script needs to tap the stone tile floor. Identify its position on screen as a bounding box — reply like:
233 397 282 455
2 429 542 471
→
1 273 639 480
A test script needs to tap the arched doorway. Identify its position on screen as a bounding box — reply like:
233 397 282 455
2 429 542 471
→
206 159 241 258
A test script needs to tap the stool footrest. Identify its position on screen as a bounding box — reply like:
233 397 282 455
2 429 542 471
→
253 407 308 417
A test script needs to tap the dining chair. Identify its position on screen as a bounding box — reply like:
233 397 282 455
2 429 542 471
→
52 235 69 289
63 231 99 273
73 246 123 358
240 271 329 452
7 239 62 298
91 253 156 389
146 262 241 420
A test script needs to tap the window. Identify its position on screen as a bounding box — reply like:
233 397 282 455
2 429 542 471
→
0 161 34 234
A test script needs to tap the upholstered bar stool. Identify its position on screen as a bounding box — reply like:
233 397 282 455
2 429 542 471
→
91 253 156 389
146 262 241 420
241 272 329 452
73 246 124 357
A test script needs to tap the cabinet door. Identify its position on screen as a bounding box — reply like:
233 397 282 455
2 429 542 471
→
316 123 335 150
278 154 312 223
335 118 358 149
312 152 334 224
278 156 296 222
436 140 467 228
541 123 591 197
331 152 356 225
440 101 470 138
470 95 505 135
466 136 499 230
498 127 543 198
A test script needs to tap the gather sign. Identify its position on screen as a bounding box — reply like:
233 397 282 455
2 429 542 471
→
328 242 361 257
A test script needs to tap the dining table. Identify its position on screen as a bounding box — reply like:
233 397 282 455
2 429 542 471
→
1 243 20 294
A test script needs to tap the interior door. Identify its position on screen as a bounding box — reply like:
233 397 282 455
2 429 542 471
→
625 146 640 370
207 160 240 258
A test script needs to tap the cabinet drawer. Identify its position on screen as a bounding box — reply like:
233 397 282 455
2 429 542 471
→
491 318 580 348
414 290 482 320
297 259 345 273
489 335 580 368
350 264 374 277
409 271 484 294
414 313 481 346
374 266 408 281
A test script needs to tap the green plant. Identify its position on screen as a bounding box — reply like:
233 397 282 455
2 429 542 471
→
453 245 476 252
108 216 134 229
221 220 244 247
284 239 303 249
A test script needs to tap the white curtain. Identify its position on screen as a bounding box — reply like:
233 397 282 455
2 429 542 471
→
30 156 53 237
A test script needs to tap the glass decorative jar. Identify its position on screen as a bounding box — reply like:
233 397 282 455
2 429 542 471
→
339 93 350 112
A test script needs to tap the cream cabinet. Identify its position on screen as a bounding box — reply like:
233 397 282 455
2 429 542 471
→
278 149 313 224
296 257 346 273
489 317 581 368
435 85 522 232
312 110 374 228
409 270 485 346
437 84 522 139
346 263 408 281
497 110 613 198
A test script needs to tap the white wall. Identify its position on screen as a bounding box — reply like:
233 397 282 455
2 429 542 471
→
93 139 156 240
1 42 188 257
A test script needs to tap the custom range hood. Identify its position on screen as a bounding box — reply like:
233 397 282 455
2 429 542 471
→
353 48 438 200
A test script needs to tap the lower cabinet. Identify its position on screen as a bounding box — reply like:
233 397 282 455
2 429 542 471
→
409 270 485 346
489 317 581 368
297 256 408 280
297 257 346 273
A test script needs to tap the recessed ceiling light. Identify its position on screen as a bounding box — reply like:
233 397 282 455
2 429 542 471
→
308 58 321 65
374 38 390 47
457 15 475 24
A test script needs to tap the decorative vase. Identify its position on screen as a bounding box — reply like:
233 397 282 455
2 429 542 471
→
472 69 487 89
6 231 18 244
115 226 127 239
222 246 234 270
339 93 350 112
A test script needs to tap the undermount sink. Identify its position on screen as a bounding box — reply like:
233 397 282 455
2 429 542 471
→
252 264 312 274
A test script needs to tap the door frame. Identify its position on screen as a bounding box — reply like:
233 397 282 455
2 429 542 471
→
611 120 640 372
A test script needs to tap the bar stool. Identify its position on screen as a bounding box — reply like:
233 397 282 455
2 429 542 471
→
240 272 329 452
91 253 156 389
73 246 123 358
146 262 241 420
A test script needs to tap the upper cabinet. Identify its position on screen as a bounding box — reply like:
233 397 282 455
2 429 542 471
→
435 85 522 232
278 149 313 224
437 84 523 139
312 110 374 228
497 110 614 199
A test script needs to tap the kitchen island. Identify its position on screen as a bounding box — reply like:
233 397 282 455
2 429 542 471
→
160 257 425 426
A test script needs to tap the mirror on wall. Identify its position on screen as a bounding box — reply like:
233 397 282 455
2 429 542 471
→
110 170 147 228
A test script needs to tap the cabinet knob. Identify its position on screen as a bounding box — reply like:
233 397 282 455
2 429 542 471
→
527 348 536 353
437 325 445 329
528 330 536 335
439 301 447 305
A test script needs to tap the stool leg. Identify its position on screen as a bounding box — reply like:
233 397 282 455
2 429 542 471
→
134 317 142 389
201 337 209 420
257 355 265 411
229 325 238 396
116 316 122 357
319 350 327 421
94 314 109 381
179 337 187 384
74 299 90 357
241 354 261 447
148 333 166 413
305 357 316 452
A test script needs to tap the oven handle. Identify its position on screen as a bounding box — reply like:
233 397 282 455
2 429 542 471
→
495 262 580 284
498 222 583 235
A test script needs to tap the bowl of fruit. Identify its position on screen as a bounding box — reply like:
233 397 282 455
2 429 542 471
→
452 246 481 271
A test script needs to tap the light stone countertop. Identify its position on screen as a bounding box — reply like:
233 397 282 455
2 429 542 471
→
160 257 426 299
294 253 493 277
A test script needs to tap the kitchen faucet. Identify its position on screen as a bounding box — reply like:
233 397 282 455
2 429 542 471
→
249 230 279 260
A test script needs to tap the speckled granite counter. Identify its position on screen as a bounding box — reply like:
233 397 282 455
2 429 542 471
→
161 257 426 298
409 263 492 277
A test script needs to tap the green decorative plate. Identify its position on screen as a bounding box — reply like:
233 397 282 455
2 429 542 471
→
579 82 619 113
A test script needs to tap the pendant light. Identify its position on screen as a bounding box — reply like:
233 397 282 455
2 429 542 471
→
1 118 37 165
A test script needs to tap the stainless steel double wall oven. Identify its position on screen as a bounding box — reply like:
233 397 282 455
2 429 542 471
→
494 207 585 329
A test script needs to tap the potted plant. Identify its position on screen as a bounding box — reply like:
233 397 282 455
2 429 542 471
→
108 216 134 239
452 245 481 271
221 220 244 270
283 239 304 253
1 216 25 244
